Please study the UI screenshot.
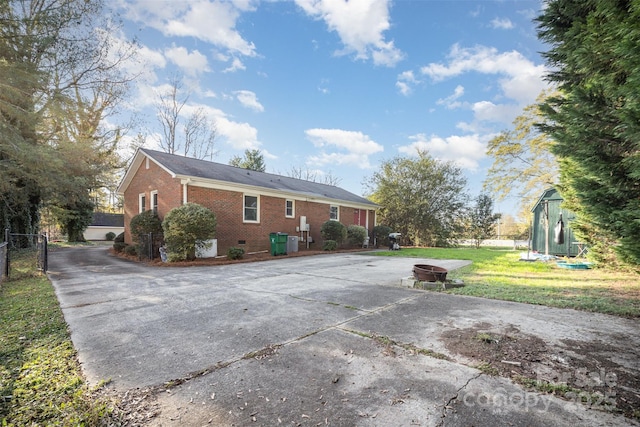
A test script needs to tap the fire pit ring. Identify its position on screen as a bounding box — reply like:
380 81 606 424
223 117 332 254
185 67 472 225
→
413 264 448 282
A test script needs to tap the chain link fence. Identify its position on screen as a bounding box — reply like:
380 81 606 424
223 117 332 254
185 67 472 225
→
0 242 7 283
3 229 48 280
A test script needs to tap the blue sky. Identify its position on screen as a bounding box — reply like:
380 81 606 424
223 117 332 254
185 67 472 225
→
112 0 550 216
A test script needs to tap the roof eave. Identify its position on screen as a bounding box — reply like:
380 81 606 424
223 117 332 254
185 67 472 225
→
117 148 178 195
181 176 379 209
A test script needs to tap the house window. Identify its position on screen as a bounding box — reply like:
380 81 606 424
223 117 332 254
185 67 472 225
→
150 190 158 215
330 205 339 221
244 194 259 223
139 193 146 213
285 199 294 218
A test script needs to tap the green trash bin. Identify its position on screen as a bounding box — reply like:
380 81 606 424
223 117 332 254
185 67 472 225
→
269 232 288 255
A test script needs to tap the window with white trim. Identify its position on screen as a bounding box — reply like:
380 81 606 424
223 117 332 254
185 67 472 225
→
150 190 158 215
285 199 294 218
329 205 339 221
244 194 259 222
139 193 146 213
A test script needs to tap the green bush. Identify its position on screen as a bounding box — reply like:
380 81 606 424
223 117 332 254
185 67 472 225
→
113 241 127 253
323 240 338 251
346 225 367 247
105 231 116 241
130 210 163 243
162 203 217 261
373 225 392 248
320 220 346 244
114 232 125 243
227 247 245 260
124 245 138 256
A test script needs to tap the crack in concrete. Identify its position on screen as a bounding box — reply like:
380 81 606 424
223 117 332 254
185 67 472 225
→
436 372 484 427
150 293 424 394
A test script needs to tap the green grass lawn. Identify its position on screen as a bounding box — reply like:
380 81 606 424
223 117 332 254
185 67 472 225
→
0 251 117 425
374 247 640 317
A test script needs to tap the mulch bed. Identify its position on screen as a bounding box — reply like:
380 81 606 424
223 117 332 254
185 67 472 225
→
111 246 378 267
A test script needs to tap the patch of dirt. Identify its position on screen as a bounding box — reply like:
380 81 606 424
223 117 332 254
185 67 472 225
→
441 322 640 419
95 386 161 426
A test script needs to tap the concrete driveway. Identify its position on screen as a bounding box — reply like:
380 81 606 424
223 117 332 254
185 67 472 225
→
47 245 638 427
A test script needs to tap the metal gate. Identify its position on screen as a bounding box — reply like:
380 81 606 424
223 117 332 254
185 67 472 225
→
3 229 48 280
138 232 164 261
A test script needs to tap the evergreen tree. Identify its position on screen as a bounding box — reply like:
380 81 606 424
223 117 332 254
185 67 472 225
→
537 0 640 265
468 194 501 249
229 149 266 172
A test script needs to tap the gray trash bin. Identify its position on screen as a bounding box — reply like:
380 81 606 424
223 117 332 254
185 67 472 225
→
287 236 299 253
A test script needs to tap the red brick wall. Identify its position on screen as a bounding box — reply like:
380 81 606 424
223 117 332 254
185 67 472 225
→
187 187 376 254
124 157 377 254
189 188 316 253
123 159 182 243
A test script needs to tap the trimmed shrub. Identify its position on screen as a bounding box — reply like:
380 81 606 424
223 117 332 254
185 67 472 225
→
373 225 392 248
323 240 338 251
320 220 346 244
130 210 163 243
227 247 245 260
105 232 116 241
346 225 367 247
162 203 217 262
124 245 138 256
114 232 125 243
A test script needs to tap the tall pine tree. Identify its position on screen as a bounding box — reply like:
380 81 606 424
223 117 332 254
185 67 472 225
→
537 0 640 265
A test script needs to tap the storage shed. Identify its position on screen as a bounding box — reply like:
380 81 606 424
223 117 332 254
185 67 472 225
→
531 188 581 257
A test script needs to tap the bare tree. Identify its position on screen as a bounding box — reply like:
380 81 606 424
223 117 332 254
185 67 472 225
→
185 107 217 161
288 166 342 186
155 76 217 160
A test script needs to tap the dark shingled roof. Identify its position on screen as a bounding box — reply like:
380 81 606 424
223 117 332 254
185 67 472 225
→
142 149 377 207
90 213 124 227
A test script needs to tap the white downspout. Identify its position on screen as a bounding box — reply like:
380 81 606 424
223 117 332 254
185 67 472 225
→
182 179 190 204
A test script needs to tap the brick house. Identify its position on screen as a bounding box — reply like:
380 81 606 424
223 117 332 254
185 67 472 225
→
117 149 379 254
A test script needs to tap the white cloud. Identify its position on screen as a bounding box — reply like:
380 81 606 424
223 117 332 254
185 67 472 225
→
305 128 384 169
490 17 514 30
121 0 257 57
180 103 261 150
234 90 264 112
396 70 419 96
454 100 524 132
223 57 247 73
165 45 210 76
398 133 490 171
471 100 520 123
295 0 404 67
216 117 261 150
437 85 465 109
421 44 548 104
